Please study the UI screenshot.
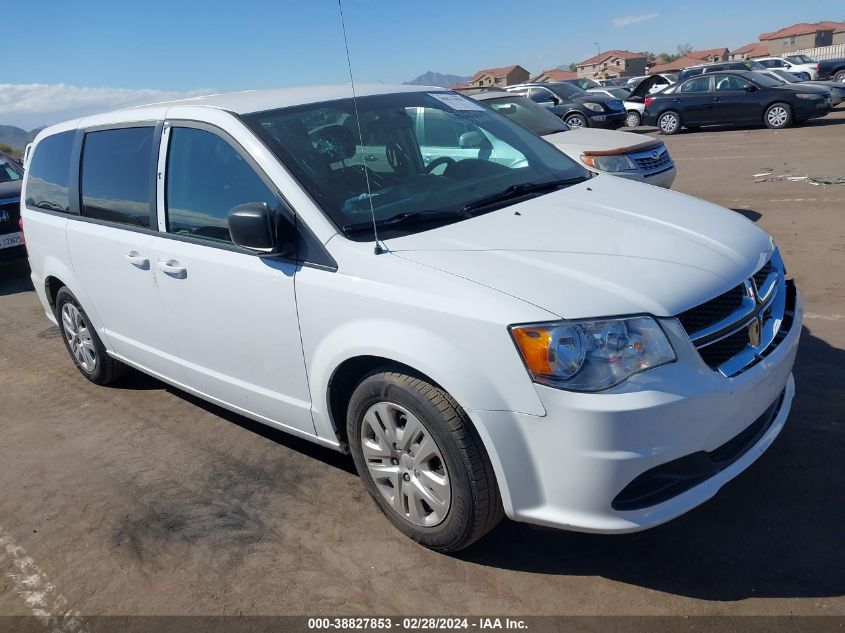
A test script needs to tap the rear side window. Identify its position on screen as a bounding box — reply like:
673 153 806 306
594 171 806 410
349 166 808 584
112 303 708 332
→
680 76 711 93
165 127 277 244
81 127 155 228
25 131 75 212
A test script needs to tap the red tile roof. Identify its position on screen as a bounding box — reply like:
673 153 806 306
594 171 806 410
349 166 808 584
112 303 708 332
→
730 43 769 57
760 21 843 40
688 47 729 60
469 65 526 83
647 55 702 74
447 83 469 90
575 49 646 67
530 69 578 82
816 21 845 33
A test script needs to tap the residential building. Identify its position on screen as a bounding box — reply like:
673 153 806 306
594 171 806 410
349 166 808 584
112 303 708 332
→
647 55 703 75
687 48 729 63
759 22 845 55
530 69 578 82
729 43 770 60
467 65 530 88
574 50 648 80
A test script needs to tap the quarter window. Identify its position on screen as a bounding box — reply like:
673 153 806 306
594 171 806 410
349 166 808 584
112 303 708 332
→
25 131 75 213
165 127 277 244
81 127 155 227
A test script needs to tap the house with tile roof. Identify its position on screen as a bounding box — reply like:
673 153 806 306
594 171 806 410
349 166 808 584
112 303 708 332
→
687 48 730 63
530 69 578 82
467 65 530 88
646 55 703 75
759 21 845 55
729 42 770 61
574 50 648 80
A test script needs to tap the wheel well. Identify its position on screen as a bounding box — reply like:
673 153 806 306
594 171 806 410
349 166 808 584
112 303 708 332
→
44 276 65 313
327 356 441 445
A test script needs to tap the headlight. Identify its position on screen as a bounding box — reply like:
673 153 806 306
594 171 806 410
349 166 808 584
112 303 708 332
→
510 317 675 391
795 93 822 99
581 153 636 172
583 102 604 112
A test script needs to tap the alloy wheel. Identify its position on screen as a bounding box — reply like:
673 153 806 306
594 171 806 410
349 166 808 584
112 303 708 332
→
659 113 678 133
566 115 586 128
767 106 788 127
61 303 97 372
360 401 451 527
625 111 640 127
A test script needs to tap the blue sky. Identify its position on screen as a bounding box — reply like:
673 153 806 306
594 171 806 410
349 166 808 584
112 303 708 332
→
1 0 842 128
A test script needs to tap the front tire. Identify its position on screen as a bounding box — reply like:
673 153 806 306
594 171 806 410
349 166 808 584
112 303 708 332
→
564 113 588 128
764 102 792 129
625 110 641 127
56 288 126 385
834 70 845 83
657 111 681 135
347 369 503 552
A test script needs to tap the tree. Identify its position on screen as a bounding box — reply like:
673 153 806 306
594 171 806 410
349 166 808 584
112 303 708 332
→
0 142 17 156
677 43 693 57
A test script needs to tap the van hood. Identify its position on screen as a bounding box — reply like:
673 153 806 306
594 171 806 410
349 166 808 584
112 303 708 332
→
384 175 772 319
543 128 658 155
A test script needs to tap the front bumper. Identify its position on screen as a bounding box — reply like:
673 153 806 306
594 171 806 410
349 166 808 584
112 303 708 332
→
588 112 626 129
468 288 802 534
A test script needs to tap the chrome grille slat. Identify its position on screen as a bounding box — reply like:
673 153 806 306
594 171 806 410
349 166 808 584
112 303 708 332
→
677 249 793 377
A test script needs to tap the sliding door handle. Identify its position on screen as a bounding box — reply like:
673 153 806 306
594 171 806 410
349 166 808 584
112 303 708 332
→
158 259 187 278
124 251 150 269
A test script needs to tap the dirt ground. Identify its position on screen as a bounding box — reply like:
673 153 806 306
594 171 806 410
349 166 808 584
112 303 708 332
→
1 110 843 622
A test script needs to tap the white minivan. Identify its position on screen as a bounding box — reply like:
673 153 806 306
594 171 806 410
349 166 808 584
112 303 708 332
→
22 85 801 551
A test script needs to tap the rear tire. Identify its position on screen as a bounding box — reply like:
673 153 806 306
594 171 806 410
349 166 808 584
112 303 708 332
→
564 113 588 128
56 288 127 385
625 110 641 127
834 70 845 83
657 111 681 135
347 369 503 552
764 102 792 129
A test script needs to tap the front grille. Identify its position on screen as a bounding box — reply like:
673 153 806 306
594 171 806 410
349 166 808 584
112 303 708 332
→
632 149 672 172
753 260 772 289
698 328 749 367
677 250 795 376
677 284 745 333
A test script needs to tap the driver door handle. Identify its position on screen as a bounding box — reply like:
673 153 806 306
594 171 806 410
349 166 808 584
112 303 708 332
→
158 259 187 278
124 251 149 269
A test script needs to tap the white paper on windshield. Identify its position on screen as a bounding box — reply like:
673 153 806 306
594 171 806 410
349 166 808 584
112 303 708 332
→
428 93 485 111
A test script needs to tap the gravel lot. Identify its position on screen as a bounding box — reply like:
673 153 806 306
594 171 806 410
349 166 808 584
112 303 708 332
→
1 110 843 621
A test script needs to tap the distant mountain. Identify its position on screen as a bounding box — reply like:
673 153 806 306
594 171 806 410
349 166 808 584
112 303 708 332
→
404 71 470 88
0 125 43 151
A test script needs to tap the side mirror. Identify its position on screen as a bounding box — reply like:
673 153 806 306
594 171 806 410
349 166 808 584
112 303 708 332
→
743 84 758 92
228 202 295 256
459 130 493 150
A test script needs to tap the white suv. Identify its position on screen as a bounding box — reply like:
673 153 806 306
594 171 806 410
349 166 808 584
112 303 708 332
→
21 85 802 551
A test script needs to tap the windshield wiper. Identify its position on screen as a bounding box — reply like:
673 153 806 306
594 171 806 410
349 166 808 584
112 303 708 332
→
342 210 466 234
462 177 588 214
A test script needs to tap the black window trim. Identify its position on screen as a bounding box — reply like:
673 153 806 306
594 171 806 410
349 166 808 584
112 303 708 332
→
161 118 337 272
77 121 162 229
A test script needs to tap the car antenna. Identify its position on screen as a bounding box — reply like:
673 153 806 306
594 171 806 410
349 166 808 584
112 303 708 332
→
337 0 384 255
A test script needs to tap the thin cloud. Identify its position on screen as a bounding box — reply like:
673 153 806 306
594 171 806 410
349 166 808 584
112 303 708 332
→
613 12 659 27
0 83 213 130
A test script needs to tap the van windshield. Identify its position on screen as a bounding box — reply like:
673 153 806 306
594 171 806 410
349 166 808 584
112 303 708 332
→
244 91 588 240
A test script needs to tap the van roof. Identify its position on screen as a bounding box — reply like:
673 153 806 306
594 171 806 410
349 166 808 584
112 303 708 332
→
34 84 444 139
120 83 439 115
